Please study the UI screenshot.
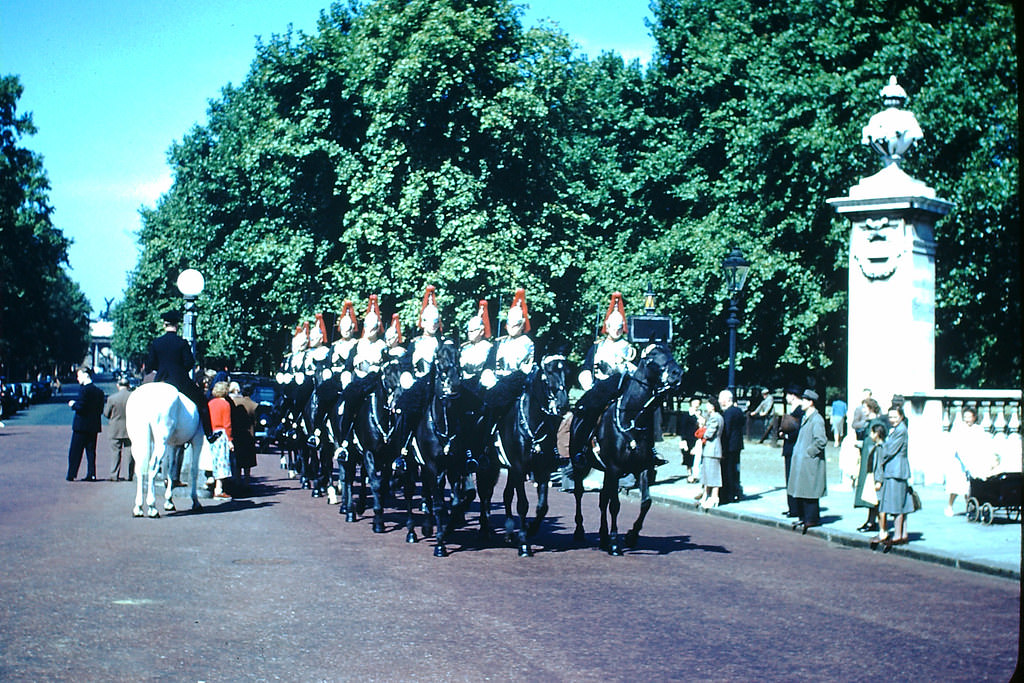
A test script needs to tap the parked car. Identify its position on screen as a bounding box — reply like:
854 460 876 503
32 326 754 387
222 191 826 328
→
0 380 18 418
30 377 52 402
231 373 282 452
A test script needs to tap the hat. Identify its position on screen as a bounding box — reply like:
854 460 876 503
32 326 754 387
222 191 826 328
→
386 313 403 344
601 292 626 335
761 388 770 395
363 294 383 336
802 389 819 401
785 384 803 396
419 285 441 330
337 300 359 336
309 313 328 348
160 309 183 325
116 377 131 387
506 288 530 332
468 299 491 338
291 322 309 354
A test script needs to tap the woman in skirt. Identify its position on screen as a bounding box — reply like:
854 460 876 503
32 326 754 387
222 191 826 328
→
871 405 914 551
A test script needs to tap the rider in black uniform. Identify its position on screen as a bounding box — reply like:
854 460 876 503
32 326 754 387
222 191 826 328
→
144 309 218 442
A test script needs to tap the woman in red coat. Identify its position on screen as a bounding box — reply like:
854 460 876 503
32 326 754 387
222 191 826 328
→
208 381 233 498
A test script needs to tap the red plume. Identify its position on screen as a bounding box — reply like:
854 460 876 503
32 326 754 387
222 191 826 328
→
388 313 404 344
338 300 360 335
364 294 383 335
509 288 530 333
477 299 492 339
601 292 626 334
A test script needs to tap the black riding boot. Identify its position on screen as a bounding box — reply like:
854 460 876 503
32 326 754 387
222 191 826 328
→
568 410 599 471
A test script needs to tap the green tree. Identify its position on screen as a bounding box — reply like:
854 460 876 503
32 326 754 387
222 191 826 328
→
0 75 91 378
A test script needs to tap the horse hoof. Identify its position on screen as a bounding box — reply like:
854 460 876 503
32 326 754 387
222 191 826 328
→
573 528 586 543
434 545 448 558
420 501 429 513
163 501 176 512
518 544 533 557
300 478 309 489
147 508 160 519
624 531 639 548
406 530 418 544
609 543 623 556
288 470 296 479
327 488 339 505
132 506 144 518
191 500 202 511
346 511 356 523
373 519 385 534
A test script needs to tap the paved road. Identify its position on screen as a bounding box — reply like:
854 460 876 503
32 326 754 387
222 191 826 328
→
0 395 1019 681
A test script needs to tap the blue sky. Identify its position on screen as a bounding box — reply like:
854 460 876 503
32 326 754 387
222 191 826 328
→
1 1 655 317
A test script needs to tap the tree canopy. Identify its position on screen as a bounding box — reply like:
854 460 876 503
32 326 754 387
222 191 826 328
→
114 0 1018 390
0 75 91 379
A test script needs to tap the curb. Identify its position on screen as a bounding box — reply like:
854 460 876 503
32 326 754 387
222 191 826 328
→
628 488 1021 581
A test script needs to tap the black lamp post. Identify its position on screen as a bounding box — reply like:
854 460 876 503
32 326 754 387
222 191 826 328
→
721 247 750 392
175 269 205 378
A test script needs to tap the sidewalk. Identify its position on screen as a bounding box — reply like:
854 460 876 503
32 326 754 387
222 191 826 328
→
604 438 1020 580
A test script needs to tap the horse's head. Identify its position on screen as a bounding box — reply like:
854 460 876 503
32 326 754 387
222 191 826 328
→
432 339 461 399
537 354 572 417
637 342 684 393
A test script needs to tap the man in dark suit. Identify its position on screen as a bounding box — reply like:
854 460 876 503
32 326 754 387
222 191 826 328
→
66 366 105 481
103 377 133 480
718 389 746 503
144 309 216 441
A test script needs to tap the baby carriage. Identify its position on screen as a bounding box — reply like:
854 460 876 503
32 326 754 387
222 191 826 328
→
965 472 1022 524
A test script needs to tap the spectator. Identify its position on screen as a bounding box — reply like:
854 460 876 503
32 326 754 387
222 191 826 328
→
872 405 914 551
208 381 234 498
229 382 258 484
678 397 703 483
66 366 105 481
697 398 723 509
103 377 134 481
853 398 886 532
849 388 873 440
749 388 775 443
788 389 828 533
718 389 746 503
945 406 987 516
830 395 848 447
779 385 803 518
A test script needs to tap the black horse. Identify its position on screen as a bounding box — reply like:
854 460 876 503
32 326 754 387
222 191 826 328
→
341 357 404 530
568 342 683 555
476 353 572 557
397 340 463 557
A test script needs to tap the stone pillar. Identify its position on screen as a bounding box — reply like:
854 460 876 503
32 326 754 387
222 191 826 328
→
826 77 954 480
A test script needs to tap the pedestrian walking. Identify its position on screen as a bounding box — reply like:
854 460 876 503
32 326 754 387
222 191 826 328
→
103 377 133 481
66 366 105 481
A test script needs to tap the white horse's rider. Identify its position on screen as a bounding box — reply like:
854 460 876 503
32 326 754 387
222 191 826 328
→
459 299 494 471
568 292 637 470
476 288 535 450
391 285 446 474
144 309 219 443
335 294 389 448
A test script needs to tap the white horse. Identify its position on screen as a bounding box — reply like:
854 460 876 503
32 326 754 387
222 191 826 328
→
126 382 205 517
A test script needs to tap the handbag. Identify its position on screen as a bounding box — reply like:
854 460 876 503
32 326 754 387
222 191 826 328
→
909 486 923 512
861 472 878 506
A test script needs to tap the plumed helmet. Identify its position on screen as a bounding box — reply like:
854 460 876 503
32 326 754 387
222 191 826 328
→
419 284 442 330
308 313 328 348
337 300 359 336
601 292 626 335
506 288 530 332
467 299 491 338
363 294 383 336
291 322 310 354
385 312 403 344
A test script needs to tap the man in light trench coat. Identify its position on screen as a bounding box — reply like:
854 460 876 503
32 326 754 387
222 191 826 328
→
787 388 828 533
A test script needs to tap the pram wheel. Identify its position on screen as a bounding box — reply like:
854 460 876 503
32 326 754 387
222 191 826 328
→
979 502 994 525
966 497 980 523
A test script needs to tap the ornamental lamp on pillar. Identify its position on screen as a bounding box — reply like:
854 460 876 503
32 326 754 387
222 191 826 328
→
175 268 205 366
722 247 750 392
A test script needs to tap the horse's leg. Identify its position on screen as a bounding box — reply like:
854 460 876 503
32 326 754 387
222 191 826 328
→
606 475 624 556
528 480 549 537
365 450 386 533
420 464 435 539
515 475 532 557
161 445 176 512
431 468 448 558
598 476 612 550
572 471 587 543
188 434 203 511
476 458 497 541
131 433 149 517
501 475 517 546
343 456 357 522
403 463 418 543
625 468 654 548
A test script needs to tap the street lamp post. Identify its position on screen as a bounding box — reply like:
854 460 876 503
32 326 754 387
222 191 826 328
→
175 269 205 378
721 247 750 392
